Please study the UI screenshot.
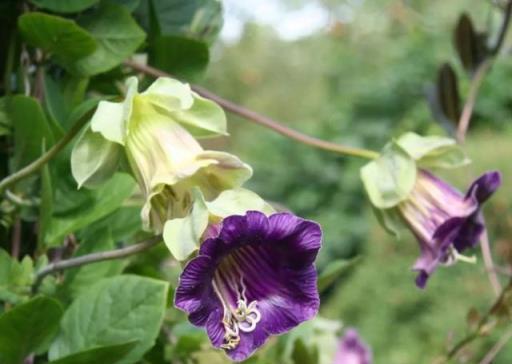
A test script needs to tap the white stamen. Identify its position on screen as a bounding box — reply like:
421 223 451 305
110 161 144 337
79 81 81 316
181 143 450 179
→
214 275 262 350
443 245 477 266
454 251 477 264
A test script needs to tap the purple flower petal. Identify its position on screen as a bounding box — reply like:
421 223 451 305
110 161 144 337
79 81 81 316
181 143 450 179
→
465 171 501 203
452 212 485 252
398 170 501 288
334 329 372 364
175 256 215 313
174 211 322 361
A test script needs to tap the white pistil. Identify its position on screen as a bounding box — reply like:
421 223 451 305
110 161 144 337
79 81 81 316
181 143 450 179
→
443 245 477 266
214 275 262 350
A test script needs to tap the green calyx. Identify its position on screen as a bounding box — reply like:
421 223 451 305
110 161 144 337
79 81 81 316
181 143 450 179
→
360 132 469 223
163 188 275 261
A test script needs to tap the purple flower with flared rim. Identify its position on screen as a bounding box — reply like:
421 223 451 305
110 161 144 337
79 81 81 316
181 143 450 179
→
398 170 501 288
175 211 322 362
333 329 372 364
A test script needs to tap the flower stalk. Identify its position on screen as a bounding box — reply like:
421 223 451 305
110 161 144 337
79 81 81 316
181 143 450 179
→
0 109 93 194
456 0 512 142
123 59 379 160
442 280 512 363
32 235 162 293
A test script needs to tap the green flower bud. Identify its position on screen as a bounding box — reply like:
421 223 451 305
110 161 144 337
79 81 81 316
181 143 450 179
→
72 77 252 232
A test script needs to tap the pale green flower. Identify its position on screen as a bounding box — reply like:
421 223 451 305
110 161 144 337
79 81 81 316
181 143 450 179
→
72 77 252 232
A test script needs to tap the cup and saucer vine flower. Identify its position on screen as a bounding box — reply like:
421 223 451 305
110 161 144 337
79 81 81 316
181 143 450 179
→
174 210 322 361
333 328 372 364
360 132 501 288
70 77 252 233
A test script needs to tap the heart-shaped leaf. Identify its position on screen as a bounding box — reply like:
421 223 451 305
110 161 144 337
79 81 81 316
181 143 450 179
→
49 275 168 364
18 13 96 65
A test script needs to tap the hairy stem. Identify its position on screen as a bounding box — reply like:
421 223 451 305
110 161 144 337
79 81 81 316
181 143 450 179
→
455 59 492 143
443 281 512 362
481 228 502 296
479 328 512 364
491 0 512 55
32 235 162 293
455 2 512 300
456 0 512 142
123 60 379 160
445 333 479 361
0 110 92 194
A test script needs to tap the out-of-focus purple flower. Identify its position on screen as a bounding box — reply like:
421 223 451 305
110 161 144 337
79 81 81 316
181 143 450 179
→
398 170 501 288
334 329 372 364
175 211 322 361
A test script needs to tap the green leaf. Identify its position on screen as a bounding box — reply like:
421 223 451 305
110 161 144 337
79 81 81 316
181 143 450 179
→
43 75 68 136
434 63 461 127
7 95 55 171
45 173 136 246
49 275 168 364
77 207 143 243
360 142 417 209
149 36 209 79
18 13 96 65
163 189 209 261
47 342 138 364
43 75 91 132
454 13 488 74
61 78 91 129
71 126 122 188
60 228 125 299
206 188 274 218
30 0 100 13
317 257 360 293
0 250 34 304
0 297 63 364
71 2 146 76
150 0 223 44
396 132 470 169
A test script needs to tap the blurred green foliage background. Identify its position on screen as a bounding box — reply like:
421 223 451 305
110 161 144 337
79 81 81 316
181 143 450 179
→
202 0 512 362
1 0 512 363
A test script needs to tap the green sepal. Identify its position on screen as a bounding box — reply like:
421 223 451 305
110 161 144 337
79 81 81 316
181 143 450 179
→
71 126 122 189
396 132 470 169
205 188 274 219
360 142 417 209
163 188 209 261
371 206 402 238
